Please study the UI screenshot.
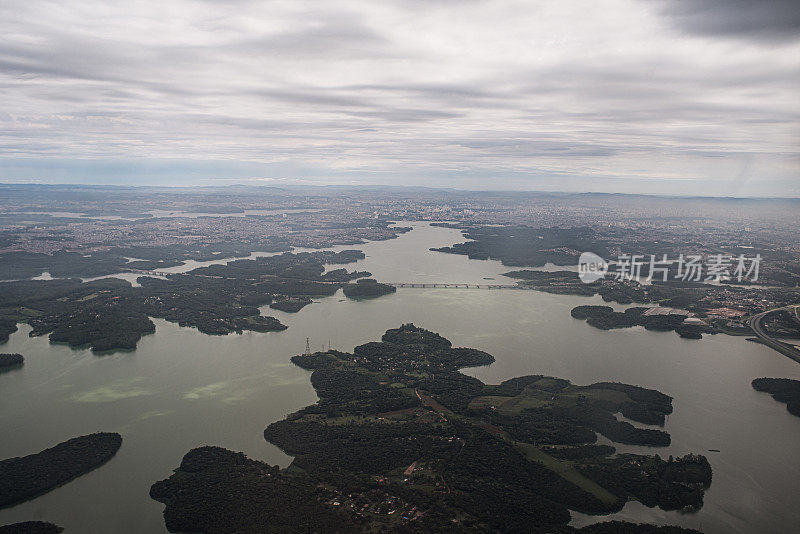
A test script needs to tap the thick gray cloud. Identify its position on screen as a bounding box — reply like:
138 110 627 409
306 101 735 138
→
0 0 798 195
655 0 800 42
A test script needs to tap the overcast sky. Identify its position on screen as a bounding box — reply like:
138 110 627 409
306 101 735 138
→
0 0 798 196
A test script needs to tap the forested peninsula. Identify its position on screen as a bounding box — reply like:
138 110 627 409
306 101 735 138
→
151 325 710 533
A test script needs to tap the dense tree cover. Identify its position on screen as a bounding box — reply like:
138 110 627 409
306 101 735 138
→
133 276 288 336
572 305 693 338
503 270 599 296
381 323 453 349
482 406 597 446
303 367 419 415
502 271 719 308
321 268 371 282
0 278 156 351
578 454 712 511
596 282 717 308
434 223 798 288
31 305 156 351
0 353 23 369
0 274 286 349
478 400 670 448
290 350 346 369
476 376 673 445
269 297 312 313
571 305 622 321
0 278 98 308
0 250 129 279
152 445 700 533
153 325 710 533
589 411 671 447
752 378 800 417
442 424 605 522
0 249 381 350
0 433 122 509
432 226 609 267
587 382 673 424
0 318 17 343
483 374 571 396
675 324 702 339
123 259 184 270
347 325 493 374
417 372 485 412
343 279 397 299
0 522 63 534
504 270 581 282
150 447 354 533
190 250 364 279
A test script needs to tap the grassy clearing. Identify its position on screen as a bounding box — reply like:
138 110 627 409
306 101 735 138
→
513 441 619 505
497 393 550 413
470 391 550 415
468 395 512 410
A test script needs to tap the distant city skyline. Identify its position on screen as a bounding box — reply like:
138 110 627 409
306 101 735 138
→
1 0 798 196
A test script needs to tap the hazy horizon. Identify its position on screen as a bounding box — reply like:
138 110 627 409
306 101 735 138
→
3 181 800 201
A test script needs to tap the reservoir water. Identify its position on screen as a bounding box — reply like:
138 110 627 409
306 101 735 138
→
0 223 798 533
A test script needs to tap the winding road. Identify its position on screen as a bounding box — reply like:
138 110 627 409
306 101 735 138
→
747 305 800 365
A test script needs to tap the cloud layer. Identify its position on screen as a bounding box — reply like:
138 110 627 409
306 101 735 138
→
0 0 798 195
656 0 800 42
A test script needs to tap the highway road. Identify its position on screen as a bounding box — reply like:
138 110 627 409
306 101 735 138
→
748 305 800 365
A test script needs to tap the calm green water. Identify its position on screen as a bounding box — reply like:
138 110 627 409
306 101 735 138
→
0 223 798 533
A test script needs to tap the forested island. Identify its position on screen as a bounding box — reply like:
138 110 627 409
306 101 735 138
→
0 522 63 534
432 225 608 267
0 353 23 370
752 378 800 417
0 432 122 508
342 278 397 299
0 250 132 280
571 306 707 340
151 325 710 533
0 249 386 351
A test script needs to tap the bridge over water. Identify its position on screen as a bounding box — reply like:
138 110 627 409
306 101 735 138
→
139 269 522 289
387 282 520 289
